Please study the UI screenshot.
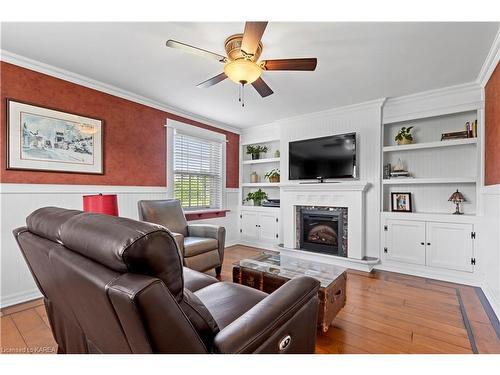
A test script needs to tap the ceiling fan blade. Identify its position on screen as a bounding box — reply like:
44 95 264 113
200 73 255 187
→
196 73 228 88
241 22 268 57
166 40 227 63
261 58 317 71
251 77 273 98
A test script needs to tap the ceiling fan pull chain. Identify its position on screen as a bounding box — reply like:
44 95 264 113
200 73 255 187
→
242 83 245 107
238 84 241 103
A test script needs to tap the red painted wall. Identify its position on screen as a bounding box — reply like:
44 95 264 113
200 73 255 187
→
0 62 239 188
485 62 500 186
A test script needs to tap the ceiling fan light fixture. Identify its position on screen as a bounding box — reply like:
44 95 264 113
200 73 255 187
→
224 59 262 85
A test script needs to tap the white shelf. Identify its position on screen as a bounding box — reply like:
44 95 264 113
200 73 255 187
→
383 138 477 152
381 211 477 223
382 177 476 185
242 157 280 165
241 182 281 188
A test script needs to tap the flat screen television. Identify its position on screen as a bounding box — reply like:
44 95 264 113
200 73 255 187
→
289 132 357 180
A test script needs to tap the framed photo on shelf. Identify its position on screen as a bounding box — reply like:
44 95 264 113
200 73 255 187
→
391 192 412 212
7 99 103 174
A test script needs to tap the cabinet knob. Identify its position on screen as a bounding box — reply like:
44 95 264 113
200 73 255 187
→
427 242 431 246
420 242 425 245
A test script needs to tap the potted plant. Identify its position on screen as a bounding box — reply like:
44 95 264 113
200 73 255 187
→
246 145 268 160
395 126 414 145
265 169 280 183
245 189 268 206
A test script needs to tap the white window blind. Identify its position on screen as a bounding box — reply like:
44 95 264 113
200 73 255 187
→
173 130 223 210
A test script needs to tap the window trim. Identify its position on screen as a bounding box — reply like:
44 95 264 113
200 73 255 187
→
166 119 226 211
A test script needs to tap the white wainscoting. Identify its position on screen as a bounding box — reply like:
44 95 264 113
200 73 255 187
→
0 183 239 308
477 185 500 319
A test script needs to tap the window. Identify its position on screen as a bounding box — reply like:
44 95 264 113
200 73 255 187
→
172 127 224 210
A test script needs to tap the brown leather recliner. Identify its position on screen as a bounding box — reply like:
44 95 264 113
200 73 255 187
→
138 199 225 276
13 207 320 354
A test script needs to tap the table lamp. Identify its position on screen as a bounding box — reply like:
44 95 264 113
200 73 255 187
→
83 193 119 216
448 190 465 215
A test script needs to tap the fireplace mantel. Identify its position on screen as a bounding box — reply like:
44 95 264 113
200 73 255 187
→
280 181 370 192
280 181 370 262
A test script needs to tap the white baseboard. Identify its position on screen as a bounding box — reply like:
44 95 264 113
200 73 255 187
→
374 262 481 286
1 289 42 309
481 281 500 321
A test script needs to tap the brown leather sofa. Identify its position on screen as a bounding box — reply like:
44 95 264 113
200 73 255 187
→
13 207 320 354
138 200 225 276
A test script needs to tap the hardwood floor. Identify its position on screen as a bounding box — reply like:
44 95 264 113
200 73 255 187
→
1 245 499 354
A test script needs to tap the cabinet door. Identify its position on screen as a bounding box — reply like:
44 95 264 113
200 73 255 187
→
426 222 474 272
258 212 279 243
241 211 259 242
385 219 426 265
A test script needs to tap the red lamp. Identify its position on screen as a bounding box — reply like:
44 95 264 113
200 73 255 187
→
83 194 119 216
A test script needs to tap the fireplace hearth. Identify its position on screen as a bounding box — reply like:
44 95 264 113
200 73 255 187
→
296 206 348 257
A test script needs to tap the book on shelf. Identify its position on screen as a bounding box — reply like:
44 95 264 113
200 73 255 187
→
441 130 469 140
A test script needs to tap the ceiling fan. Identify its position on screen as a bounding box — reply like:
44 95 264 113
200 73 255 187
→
166 22 317 106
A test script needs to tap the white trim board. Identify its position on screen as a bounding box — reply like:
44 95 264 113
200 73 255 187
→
0 49 241 135
0 183 168 194
477 27 500 87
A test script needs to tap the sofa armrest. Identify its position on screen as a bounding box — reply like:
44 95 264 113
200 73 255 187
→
170 232 185 260
187 224 225 263
213 276 320 354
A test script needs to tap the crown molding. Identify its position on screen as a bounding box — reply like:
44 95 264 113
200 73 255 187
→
477 26 500 87
273 97 387 125
0 50 242 135
384 81 481 106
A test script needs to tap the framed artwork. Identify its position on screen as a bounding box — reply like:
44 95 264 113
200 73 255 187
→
391 192 412 212
7 99 103 174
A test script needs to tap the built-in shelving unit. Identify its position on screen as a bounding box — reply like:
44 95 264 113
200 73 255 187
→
240 139 281 204
381 110 479 215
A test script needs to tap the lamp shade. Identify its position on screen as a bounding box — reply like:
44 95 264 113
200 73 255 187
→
448 190 465 203
83 194 118 216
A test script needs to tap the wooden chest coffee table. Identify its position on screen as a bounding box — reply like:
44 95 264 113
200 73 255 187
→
232 251 347 332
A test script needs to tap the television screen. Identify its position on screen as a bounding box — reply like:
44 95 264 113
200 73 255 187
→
289 132 357 180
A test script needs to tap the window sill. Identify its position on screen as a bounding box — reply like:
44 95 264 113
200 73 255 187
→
184 209 230 221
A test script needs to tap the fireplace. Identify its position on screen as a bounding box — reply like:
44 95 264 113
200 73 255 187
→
297 206 348 257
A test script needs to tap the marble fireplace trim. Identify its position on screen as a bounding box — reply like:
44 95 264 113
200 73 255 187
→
281 182 369 260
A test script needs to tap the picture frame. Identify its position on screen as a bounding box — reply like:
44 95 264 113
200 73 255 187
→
391 192 412 212
7 99 103 174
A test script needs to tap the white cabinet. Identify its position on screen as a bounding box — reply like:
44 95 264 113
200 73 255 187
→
385 220 426 265
241 211 259 242
240 208 280 245
426 222 474 272
383 217 475 273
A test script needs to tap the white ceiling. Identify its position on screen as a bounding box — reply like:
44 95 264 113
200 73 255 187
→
1 22 498 129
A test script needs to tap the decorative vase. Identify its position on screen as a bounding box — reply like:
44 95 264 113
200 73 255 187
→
269 175 280 183
253 199 262 206
397 138 412 145
250 172 258 183
274 149 280 158
251 153 260 160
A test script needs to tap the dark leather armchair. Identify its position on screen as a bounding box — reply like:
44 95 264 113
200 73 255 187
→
138 199 225 276
14 207 320 354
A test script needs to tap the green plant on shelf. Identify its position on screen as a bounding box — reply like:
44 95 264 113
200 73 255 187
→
245 189 268 206
246 145 268 160
264 169 280 183
395 126 414 145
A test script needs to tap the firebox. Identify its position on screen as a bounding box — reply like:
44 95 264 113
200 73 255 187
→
297 207 348 257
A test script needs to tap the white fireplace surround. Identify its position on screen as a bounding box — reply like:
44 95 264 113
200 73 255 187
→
281 181 370 263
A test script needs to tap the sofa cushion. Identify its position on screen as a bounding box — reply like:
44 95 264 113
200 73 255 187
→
180 289 219 350
195 282 267 329
183 267 218 292
184 237 218 257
